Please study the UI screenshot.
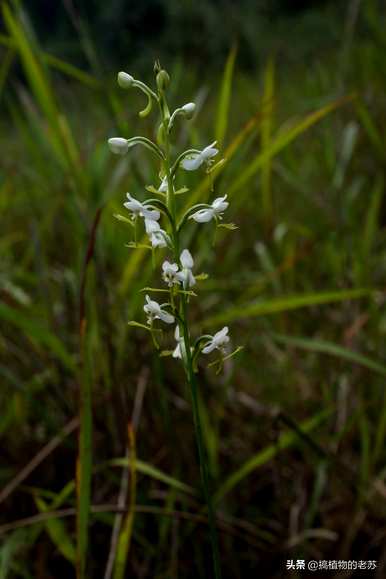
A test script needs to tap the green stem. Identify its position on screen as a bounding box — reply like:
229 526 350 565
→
158 84 222 578
180 304 222 579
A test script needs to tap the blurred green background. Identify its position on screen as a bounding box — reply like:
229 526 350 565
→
2 0 386 577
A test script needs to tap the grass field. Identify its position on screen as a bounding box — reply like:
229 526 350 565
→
1 1 386 577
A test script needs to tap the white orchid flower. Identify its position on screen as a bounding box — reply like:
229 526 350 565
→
158 176 168 193
176 249 196 288
202 327 230 354
181 141 219 171
172 325 193 361
144 295 174 325
145 218 168 248
108 137 129 155
162 260 179 286
172 325 184 359
190 195 229 223
124 193 160 221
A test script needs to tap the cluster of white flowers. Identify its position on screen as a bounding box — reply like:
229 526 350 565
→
108 66 237 370
162 249 195 288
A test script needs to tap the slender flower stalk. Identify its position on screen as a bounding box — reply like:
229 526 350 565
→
108 62 240 579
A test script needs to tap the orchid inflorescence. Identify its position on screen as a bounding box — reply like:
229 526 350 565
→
108 63 240 374
108 62 241 578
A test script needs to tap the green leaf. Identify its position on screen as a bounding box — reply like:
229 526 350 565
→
203 288 371 327
216 222 238 230
260 56 275 221
107 459 196 496
128 321 157 332
35 497 76 564
272 333 386 377
215 44 237 146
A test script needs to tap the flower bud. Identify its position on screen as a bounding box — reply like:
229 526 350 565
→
117 72 134 89
108 137 129 155
156 69 170 91
182 102 196 119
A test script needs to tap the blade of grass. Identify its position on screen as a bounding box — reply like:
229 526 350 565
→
215 44 237 147
76 207 103 578
35 496 76 564
203 288 370 327
359 175 383 282
272 333 386 377
2 3 84 187
106 459 196 496
0 302 75 372
0 33 99 87
355 98 385 160
260 56 275 224
214 408 331 504
76 320 93 579
2 3 66 166
228 95 354 200
112 424 136 579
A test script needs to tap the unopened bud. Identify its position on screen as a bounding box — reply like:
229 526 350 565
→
117 72 134 89
108 137 129 155
156 69 170 91
182 102 196 119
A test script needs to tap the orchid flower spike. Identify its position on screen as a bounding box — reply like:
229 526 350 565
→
177 249 195 288
202 327 230 355
144 295 174 325
190 195 229 223
181 141 219 171
124 193 160 221
108 137 129 155
145 218 168 248
162 260 179 286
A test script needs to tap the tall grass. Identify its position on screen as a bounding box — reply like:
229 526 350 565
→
1 0 386 576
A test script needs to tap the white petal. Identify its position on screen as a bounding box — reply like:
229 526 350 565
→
187 271 196 287
142 207 160 221
150 232 167 248
180 249 194 269
162 260 178 273
145 219 160 234
202 141 219 160
212 195 228 211
159 310 175 324
144 296 160 316
174 325 181 340
158 177 168 192
202 340 216 354
108 137 128 155
214 326 229 342
172 344 182 358
181 154 203 171
190 208 215 223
